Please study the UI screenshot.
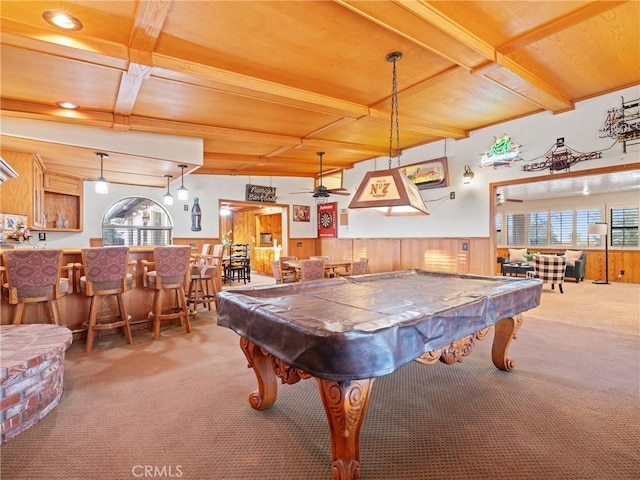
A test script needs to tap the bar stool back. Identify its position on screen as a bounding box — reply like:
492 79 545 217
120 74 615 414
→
80 247 134 352
1 249 71 325
143 246 192 339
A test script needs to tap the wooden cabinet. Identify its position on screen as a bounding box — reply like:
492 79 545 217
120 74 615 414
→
0 151 83 231
43 171 83 231
0 151 45 228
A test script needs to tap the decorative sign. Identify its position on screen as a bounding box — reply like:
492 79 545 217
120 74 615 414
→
317 202 337 238
480 134 521 168
245 184 277 203
400 157 449 190
293 205 310 222
600 96 640 144
522 138 602 173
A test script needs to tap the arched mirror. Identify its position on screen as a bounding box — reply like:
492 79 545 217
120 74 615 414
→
102 197 173 246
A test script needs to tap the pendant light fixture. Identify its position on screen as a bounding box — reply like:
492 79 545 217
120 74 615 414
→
163 175 174 205
177 164 189 201
349 52 428 216
94 152 109 194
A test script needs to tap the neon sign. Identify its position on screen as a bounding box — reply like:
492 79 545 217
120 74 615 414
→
480 134 521 167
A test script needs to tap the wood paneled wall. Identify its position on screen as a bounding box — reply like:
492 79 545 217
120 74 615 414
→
314 237 493 276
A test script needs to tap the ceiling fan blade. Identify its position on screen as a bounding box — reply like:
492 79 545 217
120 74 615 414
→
328 190 351 196
505 198 524 203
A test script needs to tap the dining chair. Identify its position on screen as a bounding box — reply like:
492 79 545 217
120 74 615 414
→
79 246 134 352
350 258 368 276
1 249 72 325
141 246 192 339
278 256 299 283
526 254 568 294
298 259 326 282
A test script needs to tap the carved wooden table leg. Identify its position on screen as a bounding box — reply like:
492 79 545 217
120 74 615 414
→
491 314 523 371
317 378 374 480
240 338 278 410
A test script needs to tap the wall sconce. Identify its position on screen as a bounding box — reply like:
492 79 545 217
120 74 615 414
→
463 165 475 184
95 152 109 194
163 175 174 206
177 165 189 201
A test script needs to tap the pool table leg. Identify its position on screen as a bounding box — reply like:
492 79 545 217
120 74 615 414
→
240 338 278 410
317 378 375 480
491 314 523 371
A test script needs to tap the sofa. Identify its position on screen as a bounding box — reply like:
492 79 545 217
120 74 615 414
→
498 248 586 282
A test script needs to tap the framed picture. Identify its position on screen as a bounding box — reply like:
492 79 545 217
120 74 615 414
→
293 205 311 222
400 156 449 190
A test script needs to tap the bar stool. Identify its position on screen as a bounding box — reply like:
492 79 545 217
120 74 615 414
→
1 249 72 325
188 243 224 312
142 246 192 340
79 247 134 353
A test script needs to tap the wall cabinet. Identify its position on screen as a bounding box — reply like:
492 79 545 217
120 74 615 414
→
0 151 83 231
0 151 45 229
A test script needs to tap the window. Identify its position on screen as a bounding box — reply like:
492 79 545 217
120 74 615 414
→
527 212 548 246
102 197 173 246
550 210 573 246
506 213 525 245
611 206 639 247
576 209 601 247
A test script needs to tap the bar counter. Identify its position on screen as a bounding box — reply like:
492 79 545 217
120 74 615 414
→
1 247 158 333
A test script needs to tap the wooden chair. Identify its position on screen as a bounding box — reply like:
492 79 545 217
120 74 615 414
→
1 249 72 325
225 243 250 284
79 247 134 352
274 256 298 284
141 246 192 339
298 259 326 282
526 254 568 294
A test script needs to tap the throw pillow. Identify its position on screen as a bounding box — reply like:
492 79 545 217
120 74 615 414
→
564 250 583 266
509 248 528 263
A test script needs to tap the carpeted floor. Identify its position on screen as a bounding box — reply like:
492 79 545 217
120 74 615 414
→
1 275 638 480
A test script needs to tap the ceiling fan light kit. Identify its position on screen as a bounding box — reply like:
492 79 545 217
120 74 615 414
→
349 52 429 216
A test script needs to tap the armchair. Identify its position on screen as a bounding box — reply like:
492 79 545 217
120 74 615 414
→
564 250 586 283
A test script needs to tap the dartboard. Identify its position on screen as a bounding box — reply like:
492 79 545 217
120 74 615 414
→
320 212 333 229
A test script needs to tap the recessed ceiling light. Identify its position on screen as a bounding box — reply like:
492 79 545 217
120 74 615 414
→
42 11 83 31
56 101 80 109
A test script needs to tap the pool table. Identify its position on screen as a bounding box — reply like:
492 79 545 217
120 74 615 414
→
217 270 542 480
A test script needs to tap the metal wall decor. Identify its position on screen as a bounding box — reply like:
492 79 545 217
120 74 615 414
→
600 96 640 152
521 138 602 173
479 134 522 168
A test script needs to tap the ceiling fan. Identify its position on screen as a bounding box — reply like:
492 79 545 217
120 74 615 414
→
290 152 350 200
496 192 524 205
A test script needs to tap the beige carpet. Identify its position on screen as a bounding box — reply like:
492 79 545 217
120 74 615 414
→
1 275 638 480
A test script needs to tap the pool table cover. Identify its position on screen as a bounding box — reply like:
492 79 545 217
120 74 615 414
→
217 270 542 381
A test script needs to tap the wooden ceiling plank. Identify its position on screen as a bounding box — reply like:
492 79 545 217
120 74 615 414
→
0 20 129 67
498 0 630 54
393 0 496 60
366 109 467 139
390 1 574 111
335 0 480 69
114 63 152 116
152 54 370 119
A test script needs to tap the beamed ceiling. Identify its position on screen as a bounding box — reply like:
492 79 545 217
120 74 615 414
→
1 1 639 188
